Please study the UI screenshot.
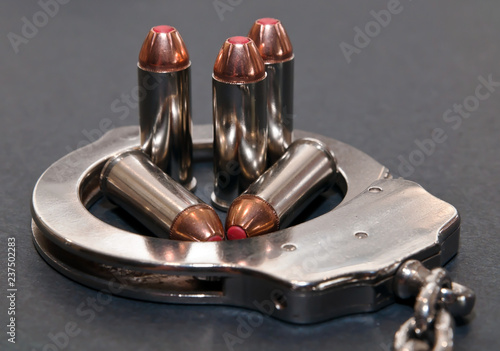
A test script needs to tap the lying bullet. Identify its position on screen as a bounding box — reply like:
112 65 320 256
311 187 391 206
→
226 138 337 239
138 25 196 190
100 150 224 241
248 18 294 165
211 36 268 210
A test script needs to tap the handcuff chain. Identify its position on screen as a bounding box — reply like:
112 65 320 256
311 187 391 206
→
393 260 475 351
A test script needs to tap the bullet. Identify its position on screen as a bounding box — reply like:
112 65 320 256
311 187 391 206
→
226 138 337 239
138 25 195 190
248 18 294 164
100 150 224 242
211 36 268 210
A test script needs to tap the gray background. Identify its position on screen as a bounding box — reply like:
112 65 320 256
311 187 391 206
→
1 0 499 350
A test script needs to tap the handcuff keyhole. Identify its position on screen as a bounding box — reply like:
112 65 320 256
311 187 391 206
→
271 291 288 310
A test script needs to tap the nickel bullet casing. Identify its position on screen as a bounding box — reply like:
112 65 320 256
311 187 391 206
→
138 25 195 190
100 150 224 242
248 18 294 164
226 138 338 239
211 37 268 210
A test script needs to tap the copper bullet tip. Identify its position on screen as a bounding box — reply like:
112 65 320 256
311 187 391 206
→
248 18 293 63
170 204 225 242
225 194 279 239
213 36 266 84
138 25 190 73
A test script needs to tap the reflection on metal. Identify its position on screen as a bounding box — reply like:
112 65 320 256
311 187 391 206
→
32 125 461 324
226 138 337 238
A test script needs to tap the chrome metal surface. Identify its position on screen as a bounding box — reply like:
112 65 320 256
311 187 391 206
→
394 309 454 351
433 310 454 351
192 124 214 151
31 125 460 324
138 67 195 190
100 150 199 238
212 79 267 209
414 269 451 335
393 260 474 351
394 317 427 351
394 260 476 318
266 59 294 164
247 18 294 163
440 282 476 317
244 138 336 227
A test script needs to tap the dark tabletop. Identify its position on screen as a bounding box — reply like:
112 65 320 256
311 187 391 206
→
1 1 499 350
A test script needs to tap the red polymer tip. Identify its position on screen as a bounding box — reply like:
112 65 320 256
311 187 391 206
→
208 235 224 242
257 18 279 25
228 36 251 45
152 25 175 34
227 226 248 240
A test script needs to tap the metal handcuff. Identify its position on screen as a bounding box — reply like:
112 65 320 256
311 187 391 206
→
31 125 475 350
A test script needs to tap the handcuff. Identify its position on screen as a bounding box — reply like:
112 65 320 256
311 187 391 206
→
31 125 475 350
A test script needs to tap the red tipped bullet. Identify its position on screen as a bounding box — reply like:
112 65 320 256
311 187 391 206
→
226 138 337 239
211 36 268 210
138 25 195 190
100 150 224 242
248 18 294 164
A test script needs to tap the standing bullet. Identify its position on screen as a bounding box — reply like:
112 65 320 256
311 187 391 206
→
138 25 196 190
226 138 337 240
248 18 294 164
100 150 224 242
211 36 268 210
